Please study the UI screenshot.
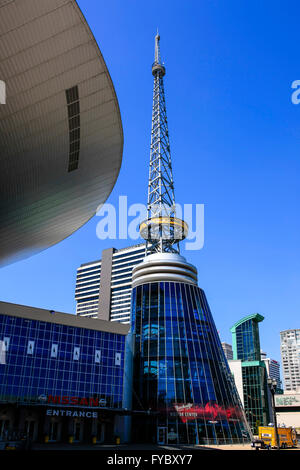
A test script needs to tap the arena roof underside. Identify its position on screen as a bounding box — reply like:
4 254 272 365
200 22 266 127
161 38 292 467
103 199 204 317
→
0 0 123 266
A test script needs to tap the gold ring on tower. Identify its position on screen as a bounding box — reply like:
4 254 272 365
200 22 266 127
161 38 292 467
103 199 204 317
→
139 217 189 243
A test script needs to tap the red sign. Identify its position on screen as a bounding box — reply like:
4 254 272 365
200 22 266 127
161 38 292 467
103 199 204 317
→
166 403 243 423
47 395 106 407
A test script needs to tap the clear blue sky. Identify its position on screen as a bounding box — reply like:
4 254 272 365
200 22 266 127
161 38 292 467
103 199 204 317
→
1 0 300 366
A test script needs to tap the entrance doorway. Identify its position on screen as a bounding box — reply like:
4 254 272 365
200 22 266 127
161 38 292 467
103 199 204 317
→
24 420 36 441
0 419 9 439
73 420 84 442
157 426 167 445
49 421 60 442
96 422 105 443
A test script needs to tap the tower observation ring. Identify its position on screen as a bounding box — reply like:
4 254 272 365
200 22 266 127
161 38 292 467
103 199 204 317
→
152 63 166 76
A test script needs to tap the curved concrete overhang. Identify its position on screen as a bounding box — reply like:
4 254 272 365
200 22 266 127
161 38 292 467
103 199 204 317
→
0 0 123 266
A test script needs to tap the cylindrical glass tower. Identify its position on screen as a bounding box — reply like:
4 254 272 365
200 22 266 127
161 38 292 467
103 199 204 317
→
130 253 252 445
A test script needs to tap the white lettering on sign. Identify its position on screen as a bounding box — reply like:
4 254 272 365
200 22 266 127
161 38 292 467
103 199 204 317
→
275 394 300 407
46 409 98 418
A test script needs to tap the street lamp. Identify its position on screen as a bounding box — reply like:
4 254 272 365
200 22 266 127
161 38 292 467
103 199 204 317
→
267 378 280 449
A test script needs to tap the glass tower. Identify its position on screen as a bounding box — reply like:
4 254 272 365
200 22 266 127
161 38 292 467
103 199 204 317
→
129 256 251 445
231 314 264 362
230 314 271 433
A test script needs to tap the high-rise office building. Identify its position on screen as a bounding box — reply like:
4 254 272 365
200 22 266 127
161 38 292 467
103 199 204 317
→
75 244 148 323
127 33 251 445
262 357 282 391
230 314 271 433
222 343 233 361
280 329 300 392
231 314 263 362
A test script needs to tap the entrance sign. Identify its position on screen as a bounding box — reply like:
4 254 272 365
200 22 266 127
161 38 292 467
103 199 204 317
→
46 409 98 418
275 394 300 407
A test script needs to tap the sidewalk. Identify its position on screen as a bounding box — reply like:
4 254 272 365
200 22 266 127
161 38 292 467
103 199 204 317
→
197 443 251 451
197 443 300 451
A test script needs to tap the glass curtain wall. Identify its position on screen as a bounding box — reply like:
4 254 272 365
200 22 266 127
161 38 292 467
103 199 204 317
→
235 320 261 362
131 282 251 445
0 314 125 408
242 365 269 434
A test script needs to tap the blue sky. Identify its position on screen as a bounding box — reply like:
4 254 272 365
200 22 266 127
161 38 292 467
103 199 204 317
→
1 0 300 366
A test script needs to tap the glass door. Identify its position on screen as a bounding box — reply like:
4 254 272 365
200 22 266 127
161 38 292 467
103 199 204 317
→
0 420 9 439
157 426 167 445
25 420 36 441
74 422 82 442
49 422 59 441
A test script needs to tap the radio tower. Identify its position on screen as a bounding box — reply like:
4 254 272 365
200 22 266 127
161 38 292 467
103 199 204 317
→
140 32 188 254
128 32 253 446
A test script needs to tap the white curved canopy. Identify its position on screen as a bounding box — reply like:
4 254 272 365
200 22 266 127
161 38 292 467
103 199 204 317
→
0 0 123 266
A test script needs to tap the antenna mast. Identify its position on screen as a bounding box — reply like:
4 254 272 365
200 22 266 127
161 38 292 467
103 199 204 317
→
140 32 188 253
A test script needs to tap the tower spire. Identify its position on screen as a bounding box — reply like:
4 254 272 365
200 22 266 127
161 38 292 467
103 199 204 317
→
140 33 188 253
154 29 161 64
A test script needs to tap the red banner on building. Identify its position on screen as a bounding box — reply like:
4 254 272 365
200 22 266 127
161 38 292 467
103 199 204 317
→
165 402 243 423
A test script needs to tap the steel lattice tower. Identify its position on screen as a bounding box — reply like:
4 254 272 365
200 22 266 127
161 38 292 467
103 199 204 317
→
129 33 253 446
140 32 188 253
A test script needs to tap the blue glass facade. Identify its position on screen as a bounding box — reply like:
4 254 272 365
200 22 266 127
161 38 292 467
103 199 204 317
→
230 314 270 433
131 282 251 445
0 309 129 444
241 365 270 433
0 314 125 407
231 315 264 362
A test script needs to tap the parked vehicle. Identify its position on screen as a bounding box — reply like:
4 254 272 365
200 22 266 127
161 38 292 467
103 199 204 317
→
0 432 31 451
258 426 297 449
251 439 266 450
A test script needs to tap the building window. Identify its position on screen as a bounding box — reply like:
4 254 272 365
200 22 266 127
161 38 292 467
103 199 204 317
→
95 350 101 363
3 337 10 351
73 347 80 361
115 352 121 366
51 344 58 358
66 85 80 172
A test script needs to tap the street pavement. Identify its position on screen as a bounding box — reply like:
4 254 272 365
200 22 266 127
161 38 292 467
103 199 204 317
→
30 442 216 451
4 441 299 452
30 442 299 451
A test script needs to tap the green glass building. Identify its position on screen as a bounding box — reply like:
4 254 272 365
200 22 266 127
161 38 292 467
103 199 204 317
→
230 314 271 434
